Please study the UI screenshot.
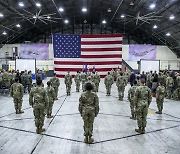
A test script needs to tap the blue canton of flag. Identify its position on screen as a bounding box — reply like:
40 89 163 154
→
53 34 81 58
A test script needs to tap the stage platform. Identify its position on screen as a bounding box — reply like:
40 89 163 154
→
0 78 180 154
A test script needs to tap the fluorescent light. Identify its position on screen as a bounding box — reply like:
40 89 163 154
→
19 2 24 7
33 15 37 19
107 8 111 13
64 19 69 24
0 13 4 17
169 15 175 20
16 24 21 28
36 2 41 7
47 16 51 19
150 3 155 9
82 7 87 12
3 31 7 35
166 32 171 36
153 25 157 29
102 20 106 24
121 14 125 18
59 7 64 12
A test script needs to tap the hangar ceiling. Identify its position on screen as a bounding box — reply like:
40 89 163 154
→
0 0 180 57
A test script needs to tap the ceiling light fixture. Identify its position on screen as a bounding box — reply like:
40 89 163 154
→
3 31 7 35
0 13 4 17
59 7 64 12
33 15 37 19
64 19 69 24
150 3 156 9
166 32 171 36
153 25 157 29
16 24 21 28
107 8 112 13
102 20 106 24
130 2 134 6
19 2 24 7
36 2 41 7
47 16 51 19
82 7 87 12
169 15 175 20
121 14 125 18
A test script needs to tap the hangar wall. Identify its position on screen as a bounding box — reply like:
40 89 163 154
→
0 44 179 71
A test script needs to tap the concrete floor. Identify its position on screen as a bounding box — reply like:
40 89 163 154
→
0 78 180 154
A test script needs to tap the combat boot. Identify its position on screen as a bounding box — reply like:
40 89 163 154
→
84 135 88 144
88 136 94 144
39 127 45 133
135 128 142 134
19 110 24 114
47 115 53 118
141 127 145 134
36 127 40 134
155 111 161 114
15 109 19 114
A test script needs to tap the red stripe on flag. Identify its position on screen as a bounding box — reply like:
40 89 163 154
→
56 74 107 78
81 48 122 51
81 34 123 38
55 68 114 72
81 54 122 58
54 61 122 65
81 41 123 45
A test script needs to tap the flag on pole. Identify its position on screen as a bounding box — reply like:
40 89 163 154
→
92 65 96 73
53 34 123 77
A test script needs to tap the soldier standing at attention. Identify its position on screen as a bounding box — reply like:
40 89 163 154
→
50 73 60 100
116 72 126 101
29 79 48 134
104 72 114 96
64 71 72 95
79 82 99 144
128 80 138 120
94 71 100 92
156 82 166 114
81 72 87 91
166 73 174 99
134 78 152 134
10 77 24 114
46 81 56 118
27 71 32 93
74 71 81 92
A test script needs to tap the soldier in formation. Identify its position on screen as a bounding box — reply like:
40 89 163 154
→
134 78 152 134
29 79 48 134
116 72 127 101
79 82 99 144
64 71 72 95
10 77 24 114
93 72 100 92
156 82 166 114
104 72 113 96
84 76 96 92
81 72 87 92
50 73 60 100
74 71 81 92
128 80 138 120
166 73 174 99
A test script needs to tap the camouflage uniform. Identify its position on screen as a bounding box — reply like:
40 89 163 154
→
93 72 100 92
128 85 137 119
146 73 152 88
64 73 72 95
134 85 152 134
10 82 24 114
84 77 96 92
116 75 126 100
79 90 99 143
46 85 56 118
2 71 9 87
156 85 166 114
74 72 81 92
50 77 60 99
110 69 115 81
29 85 48 134
104 74 113 96
81 73 87 91
166 76 174 99
173 76 180 100
27 73 32 93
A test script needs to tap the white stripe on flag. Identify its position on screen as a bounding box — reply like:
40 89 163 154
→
54 58 122 62
81 44 122 48
81 37 122 41
81 51 121 55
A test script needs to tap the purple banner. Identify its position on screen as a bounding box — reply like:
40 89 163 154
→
129 45 157 61
20 44 49 60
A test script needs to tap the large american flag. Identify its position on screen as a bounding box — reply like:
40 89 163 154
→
52 34 122 78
